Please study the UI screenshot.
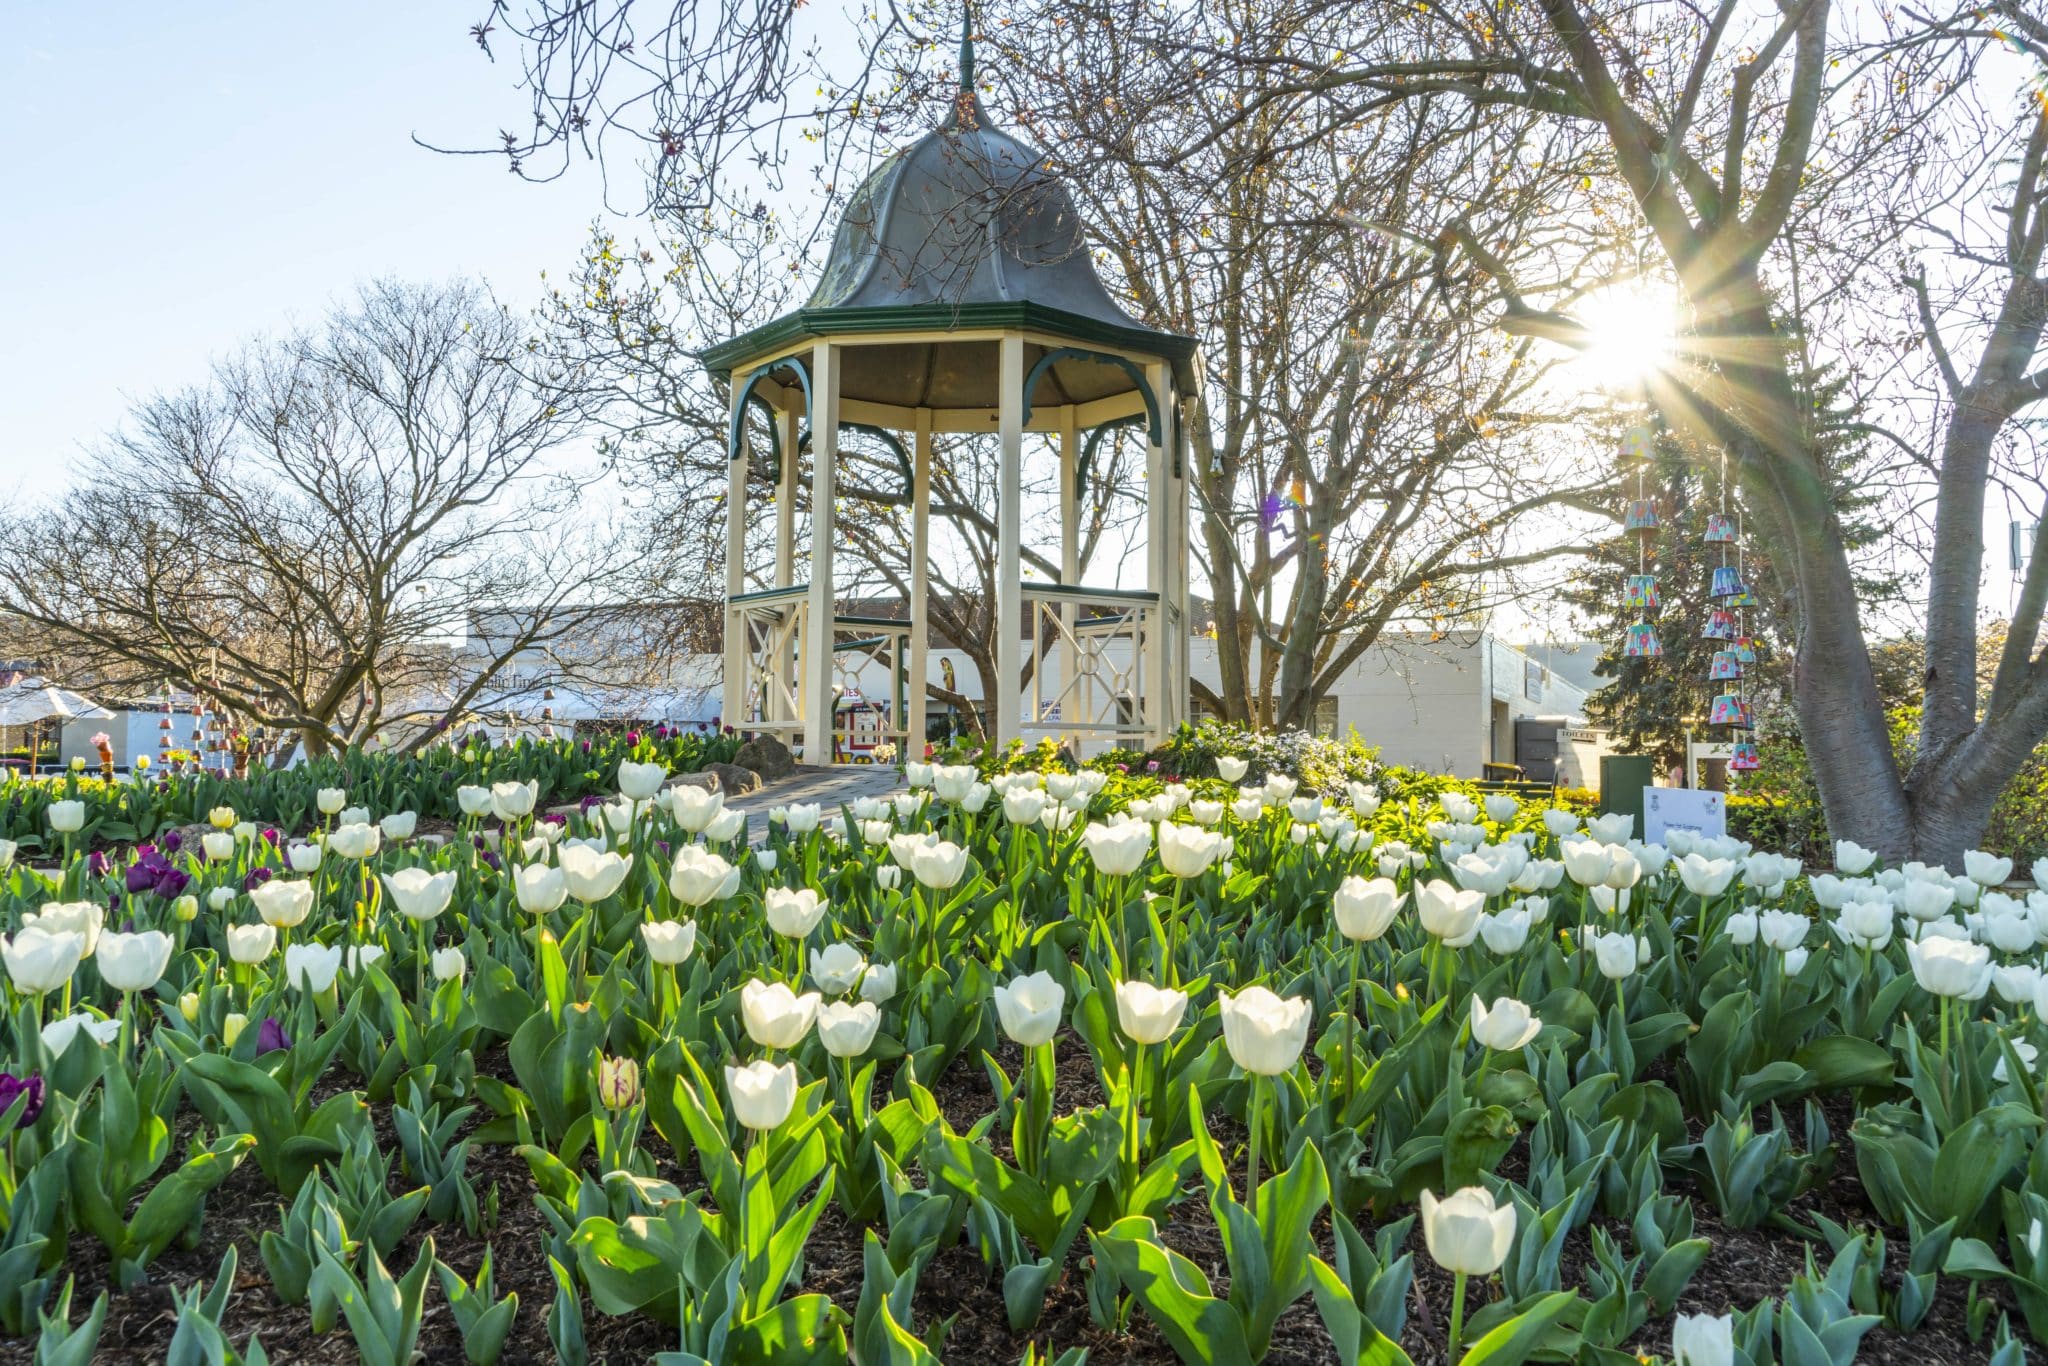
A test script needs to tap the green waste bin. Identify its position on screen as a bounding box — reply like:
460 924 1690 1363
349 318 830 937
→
1598 755 1655 840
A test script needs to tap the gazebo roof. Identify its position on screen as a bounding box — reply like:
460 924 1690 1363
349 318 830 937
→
701 24 1195 407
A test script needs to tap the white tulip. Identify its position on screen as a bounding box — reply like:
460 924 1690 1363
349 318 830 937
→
1588 930 1649 980
1416 880 1484 947
557 845 633 903
339 806 371 828
1081 821 1153 876
23 901 103 958
1906 935 1992 999
641 919 698 965
380 811 418 841
283 942 343 993
315 787 347 815
1586 813 1636 844
249 879 316 928
993 970 1065 1047
286 841 323 873
1438 792 1478 824
1215 755 1248 782
859 962 899 1004
764 887 828 939
619 760 666 800
739 978 819 1048
328 823 381 860
382 868 457 922
1893 879 1956 922
817 1000 882 1058
1421 1186 1517 1275
514 863 569 915
208 887 236 912
1218 985 1311 1075
1469 996 1542 1051
456 785 494 818
702 808 748 843
810 942 868 995
489 781 538 821
1967 850 2016 887
1834 840 1878 876
96 929 173 993
42 1012 120 1055
907 838 969 891
1 925 84 995
1479 906 1533 955
1992 963 2041 1004
782 803 822 834
1004 789 1050 825
1114 980 1189 1044
1158 822 1225 879
1758 910 1810 952
725 1059 798 1130
432 947 467 983
669 846 740 906
47 800 86 834
1332 876 1403 942
346 944 386 975
226 922 277 964
1671 1311 1735 1366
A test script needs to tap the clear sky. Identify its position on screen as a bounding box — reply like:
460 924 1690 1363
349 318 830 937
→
0 2 622 503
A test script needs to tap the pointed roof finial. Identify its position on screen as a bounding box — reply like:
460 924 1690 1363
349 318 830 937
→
958 4 975 92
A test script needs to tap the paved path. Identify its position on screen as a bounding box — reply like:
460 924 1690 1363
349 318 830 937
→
740 764 905 844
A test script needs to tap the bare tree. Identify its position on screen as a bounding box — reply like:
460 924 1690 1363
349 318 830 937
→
0 279 688 758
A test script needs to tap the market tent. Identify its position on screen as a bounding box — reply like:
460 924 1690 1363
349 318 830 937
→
0 678 113 727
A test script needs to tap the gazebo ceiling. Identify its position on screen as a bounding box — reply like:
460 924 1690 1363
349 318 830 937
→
701 40 1195 409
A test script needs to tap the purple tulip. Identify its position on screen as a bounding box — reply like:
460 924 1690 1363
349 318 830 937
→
0 1073 45 1128
626 731 641 745
87 851 112 878
260 828 280 846
541 813 567 828
578 794 604 811
581 740 592 753
161 830 184 853
481 850 502 872
126 862 161 894
257 1018 291 1054
243 867 274 891
152 867 191 900
105 893 121 913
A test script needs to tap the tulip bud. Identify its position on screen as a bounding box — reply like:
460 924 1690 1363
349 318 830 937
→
173 894 199 922
179 991 201 1023
596 1055 641 1110
223 1012 248 1047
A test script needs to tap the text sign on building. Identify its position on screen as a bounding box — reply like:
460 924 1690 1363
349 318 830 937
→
1643 786 1726 844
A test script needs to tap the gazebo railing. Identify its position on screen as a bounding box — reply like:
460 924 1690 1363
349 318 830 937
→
728 586 808 736
1022 584 1158 740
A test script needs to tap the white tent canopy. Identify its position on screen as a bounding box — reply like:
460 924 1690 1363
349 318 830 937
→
0 678 113 728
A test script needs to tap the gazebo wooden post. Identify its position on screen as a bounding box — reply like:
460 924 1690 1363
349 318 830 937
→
1058 406 1080 736
1145 360 1174 744
803 342 841 762
909 408 932 758
995 334 1025 745
775 402 801 728
723 383 750 730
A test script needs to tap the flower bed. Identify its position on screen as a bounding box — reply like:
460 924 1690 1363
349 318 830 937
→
0 727 740 853
0 751 2043 1363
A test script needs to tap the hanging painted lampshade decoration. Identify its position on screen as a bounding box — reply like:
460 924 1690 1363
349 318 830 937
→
1703 607 1740 640
1704 455 1763 770
1731 635 1759 664
1625 574 1660 609
1729 583 1757 608
1708 692 1747 725
1729 740 1762 771
1709 566 1743 598
1704 513 1737 543
1624 622 1664 657
1623 499 1660 532
1709 650 1743 681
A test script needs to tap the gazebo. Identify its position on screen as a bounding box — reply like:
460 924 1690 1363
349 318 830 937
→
701 22 1199 763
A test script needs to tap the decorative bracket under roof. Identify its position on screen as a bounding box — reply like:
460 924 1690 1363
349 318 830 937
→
726 356 814 464
1023 347 1163 445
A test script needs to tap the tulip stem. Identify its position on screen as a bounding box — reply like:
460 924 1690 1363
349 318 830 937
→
1244 1074 1263 1207
1345 940 1363 1112
1448 1270 1468 1361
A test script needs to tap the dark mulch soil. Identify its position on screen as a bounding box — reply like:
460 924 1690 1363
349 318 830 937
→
0 1038 2018 1364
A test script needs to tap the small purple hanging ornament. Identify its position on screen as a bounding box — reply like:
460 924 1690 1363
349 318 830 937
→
1623 623 1664 658
1624 574 1660 610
